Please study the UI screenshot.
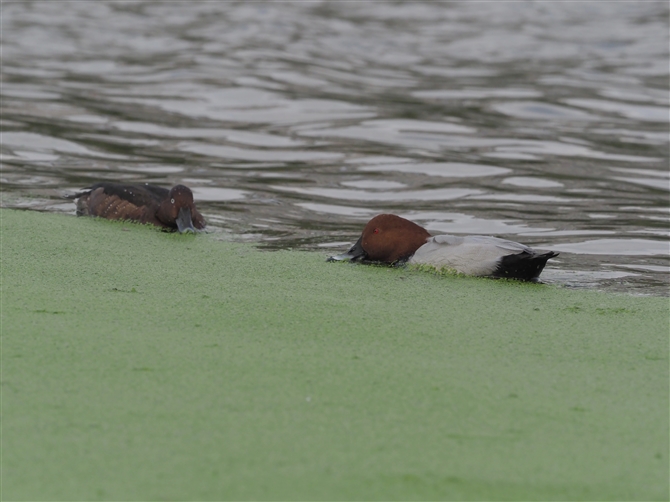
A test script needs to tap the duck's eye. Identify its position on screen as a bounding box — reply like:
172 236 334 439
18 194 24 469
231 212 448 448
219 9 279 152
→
373 228 380 234
171 198 175 204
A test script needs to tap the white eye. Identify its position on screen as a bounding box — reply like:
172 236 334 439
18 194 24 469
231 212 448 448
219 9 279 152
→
171 198 175 204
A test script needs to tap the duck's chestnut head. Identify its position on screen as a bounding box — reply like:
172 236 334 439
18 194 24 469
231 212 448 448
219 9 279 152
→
328 214 431 264
156 185 200 233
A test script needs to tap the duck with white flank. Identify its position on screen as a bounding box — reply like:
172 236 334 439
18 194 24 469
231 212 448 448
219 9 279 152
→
328 214 558 281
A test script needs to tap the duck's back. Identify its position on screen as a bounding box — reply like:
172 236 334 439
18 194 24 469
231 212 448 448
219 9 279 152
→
409 234 557 280
76 183 164 225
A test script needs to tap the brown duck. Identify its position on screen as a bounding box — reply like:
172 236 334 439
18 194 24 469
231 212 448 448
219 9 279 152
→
74 182 205 233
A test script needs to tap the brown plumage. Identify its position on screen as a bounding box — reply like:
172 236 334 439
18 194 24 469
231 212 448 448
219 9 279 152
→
74 182 205 233
357 214 432 263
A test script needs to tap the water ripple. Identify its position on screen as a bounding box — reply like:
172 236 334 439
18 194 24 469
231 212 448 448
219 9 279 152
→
2 1 668 295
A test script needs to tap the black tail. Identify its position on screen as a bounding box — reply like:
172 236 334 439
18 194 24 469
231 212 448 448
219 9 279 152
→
63 191 87 200
492 251 559 281
63 186 96 200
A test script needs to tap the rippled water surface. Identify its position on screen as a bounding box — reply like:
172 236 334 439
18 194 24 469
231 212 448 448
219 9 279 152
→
2 2 669 295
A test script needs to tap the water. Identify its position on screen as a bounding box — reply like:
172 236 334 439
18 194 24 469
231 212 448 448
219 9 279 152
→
2 2 668 295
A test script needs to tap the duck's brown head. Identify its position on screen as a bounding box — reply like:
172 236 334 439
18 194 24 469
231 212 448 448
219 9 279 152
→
156 185 204 233
328 214 431 264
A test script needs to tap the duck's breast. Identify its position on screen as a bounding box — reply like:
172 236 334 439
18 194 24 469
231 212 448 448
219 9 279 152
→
409 235 532 276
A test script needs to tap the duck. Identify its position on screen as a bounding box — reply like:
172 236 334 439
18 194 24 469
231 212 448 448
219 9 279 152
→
74 182 206 233
328 214 558 281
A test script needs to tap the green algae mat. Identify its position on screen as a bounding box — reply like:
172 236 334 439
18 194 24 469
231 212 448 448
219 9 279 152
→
2 208 668 501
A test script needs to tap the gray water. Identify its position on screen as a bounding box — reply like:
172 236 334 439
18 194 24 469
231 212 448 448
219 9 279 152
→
2 2 669 295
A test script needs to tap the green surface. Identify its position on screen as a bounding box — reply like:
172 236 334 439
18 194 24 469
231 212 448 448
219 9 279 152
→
2 208 668 501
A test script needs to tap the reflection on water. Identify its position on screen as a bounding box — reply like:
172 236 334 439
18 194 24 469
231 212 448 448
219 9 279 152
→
1 2 668 295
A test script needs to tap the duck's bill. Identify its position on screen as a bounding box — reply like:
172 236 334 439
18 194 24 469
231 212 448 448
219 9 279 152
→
176 207 196 234
327 236 367 262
